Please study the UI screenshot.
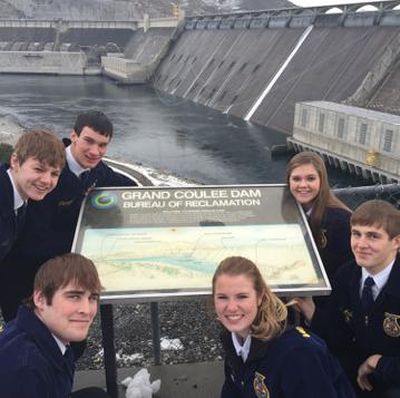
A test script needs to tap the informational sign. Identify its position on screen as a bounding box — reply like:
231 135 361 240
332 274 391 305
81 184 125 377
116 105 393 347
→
72 185 331 302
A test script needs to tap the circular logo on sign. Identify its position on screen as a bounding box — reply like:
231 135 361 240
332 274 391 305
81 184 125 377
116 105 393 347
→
91 192 118 209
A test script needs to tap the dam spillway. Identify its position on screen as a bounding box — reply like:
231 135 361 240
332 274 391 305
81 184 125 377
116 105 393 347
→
0 3 399 137
154 6 400 135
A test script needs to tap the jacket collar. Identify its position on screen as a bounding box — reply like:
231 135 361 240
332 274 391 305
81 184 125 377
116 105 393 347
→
381 254 400 298
349 255 400 307
221 329 275 365
0 164 14 217
15 306 73 373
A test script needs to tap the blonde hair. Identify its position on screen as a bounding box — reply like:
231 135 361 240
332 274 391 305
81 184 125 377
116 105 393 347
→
212 256 287 341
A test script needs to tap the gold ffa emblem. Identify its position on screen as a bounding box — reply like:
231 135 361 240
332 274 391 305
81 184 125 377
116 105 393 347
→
383 312 400 337
343 309 353 323
320 229 328 249
296 326 311 338
253 372 270 398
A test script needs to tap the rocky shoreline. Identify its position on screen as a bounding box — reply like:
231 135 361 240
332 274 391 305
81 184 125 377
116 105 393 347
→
0 115 25 146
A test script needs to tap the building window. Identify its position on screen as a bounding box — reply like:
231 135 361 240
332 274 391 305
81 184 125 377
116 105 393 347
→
359 123 368 145
318 113 325 133
337 118 345 139
383 129 393 152
301 109 308 128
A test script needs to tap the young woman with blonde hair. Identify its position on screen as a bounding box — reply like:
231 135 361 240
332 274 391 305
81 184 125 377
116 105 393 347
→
287 151 353 280
213 256 355 398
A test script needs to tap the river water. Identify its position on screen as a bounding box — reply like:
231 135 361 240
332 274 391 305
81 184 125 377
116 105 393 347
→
0 74 365 186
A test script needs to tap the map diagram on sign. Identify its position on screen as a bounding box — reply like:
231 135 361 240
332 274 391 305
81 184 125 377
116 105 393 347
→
80 224 320 292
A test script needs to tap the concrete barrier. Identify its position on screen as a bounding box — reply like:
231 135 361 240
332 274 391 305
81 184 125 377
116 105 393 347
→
0 50 98 75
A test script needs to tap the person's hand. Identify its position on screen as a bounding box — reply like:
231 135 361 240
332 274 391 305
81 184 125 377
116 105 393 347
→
357 354 382 391
291 297 315 323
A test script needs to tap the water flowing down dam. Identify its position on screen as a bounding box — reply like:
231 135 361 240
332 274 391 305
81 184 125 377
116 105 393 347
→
154 8 400 134
0 2 399 183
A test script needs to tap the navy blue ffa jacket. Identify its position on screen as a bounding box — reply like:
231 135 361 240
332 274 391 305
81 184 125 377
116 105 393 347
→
220 326 355 398
0 305 74 398
312 255 400 397
16 154 136 263
317 207 353 282
0 148 136 321
0 164 24 264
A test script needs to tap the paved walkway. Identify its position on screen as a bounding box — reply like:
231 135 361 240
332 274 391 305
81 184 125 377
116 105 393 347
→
74 360 224 398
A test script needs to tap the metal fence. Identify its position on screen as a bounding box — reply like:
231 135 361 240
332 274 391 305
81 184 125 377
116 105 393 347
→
334 183 400 210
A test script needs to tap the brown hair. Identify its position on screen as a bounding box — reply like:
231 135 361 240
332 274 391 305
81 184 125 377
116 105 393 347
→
27 253 103 308
286 151 350 247
212 256 287 341
351 200 400 239
73 110 113 138
13 130 65 169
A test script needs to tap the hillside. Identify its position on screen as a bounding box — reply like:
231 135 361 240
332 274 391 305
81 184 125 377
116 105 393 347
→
0 0 296 20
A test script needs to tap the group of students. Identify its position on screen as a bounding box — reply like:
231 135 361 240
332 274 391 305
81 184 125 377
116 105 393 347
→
214 153 400 398
0 114 399 398
0 110 137 322
0 110 137 397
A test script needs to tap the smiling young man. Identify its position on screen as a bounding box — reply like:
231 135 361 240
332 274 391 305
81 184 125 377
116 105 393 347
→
0 130 65 264
1 110 138 322
297 200 400 398
0 253 109 398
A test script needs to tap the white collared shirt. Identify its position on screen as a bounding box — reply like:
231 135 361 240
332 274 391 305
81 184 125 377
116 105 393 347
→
360 259 395 300
66 145 89 178
231 333 251 363
6 169 25 213
51 333 67 355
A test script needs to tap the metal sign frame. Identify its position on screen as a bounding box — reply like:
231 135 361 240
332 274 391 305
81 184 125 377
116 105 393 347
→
72 184 331 302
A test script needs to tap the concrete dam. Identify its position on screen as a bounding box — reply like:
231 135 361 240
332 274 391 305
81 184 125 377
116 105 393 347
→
0 2 399 137
154 5 400 135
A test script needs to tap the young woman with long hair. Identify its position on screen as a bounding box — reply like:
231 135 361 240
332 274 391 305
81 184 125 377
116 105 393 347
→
287 151 353 280
213 256 355 398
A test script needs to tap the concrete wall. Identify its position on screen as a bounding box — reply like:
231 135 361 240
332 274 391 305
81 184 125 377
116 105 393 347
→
102 27 176 83
60 28 133 49
154 19 400 134
101 55 148 83
0 51 95 75
125 28 174 63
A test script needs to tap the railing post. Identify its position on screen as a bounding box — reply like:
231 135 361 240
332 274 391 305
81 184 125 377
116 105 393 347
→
150 302 161 365
100 304 119 398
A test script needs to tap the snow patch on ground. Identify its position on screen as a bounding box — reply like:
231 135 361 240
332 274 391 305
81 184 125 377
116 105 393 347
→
105 157 198 187
160 337 184 351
